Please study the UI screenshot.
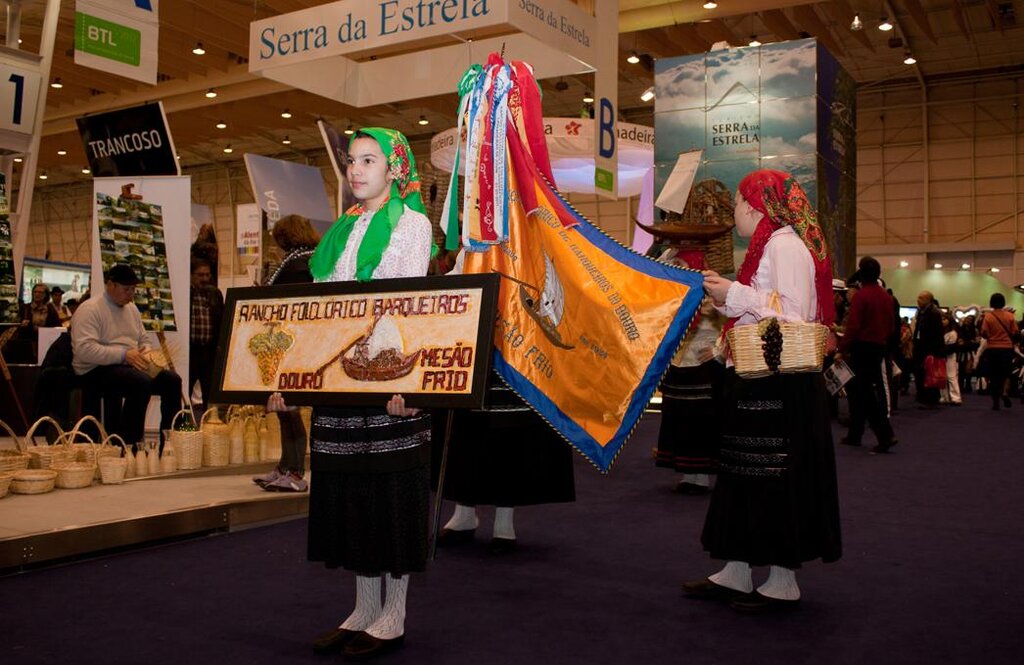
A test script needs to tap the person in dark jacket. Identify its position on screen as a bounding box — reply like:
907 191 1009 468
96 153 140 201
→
838 257 897 453
188 257 224 414
253 214 320 492
912 291 945 406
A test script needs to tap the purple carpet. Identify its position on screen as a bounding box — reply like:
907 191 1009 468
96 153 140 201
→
4 393 1023 664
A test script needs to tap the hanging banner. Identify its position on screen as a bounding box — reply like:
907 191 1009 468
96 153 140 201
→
592 0 618 199
0 173 17 323
243 153 335 233
210 274 499 408
0 47 44 154
74 0 159 85
236 203 261 258
76 102 179 177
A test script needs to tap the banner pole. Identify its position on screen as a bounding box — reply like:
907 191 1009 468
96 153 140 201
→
429 409 455 561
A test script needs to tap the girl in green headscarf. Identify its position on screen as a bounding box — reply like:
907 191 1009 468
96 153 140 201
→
268 128 432 660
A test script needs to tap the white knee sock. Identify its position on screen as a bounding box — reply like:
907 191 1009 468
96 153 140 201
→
443 503 479 531
492 506 516 540
708 560 753 593
366 574 408 640
682 473 710 487
758 566 801 600
339 575 381 631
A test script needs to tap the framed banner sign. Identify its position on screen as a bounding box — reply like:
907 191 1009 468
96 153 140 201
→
210 274 500 408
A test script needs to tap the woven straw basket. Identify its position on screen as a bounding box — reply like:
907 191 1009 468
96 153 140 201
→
10 468 58 495
200 409 231 467
0 471 14 499
171 409 203 471
0 420 31 473
727 293 829 379
23 416 74 470
98 435 130 485
51 432 97 489
69 415 121 479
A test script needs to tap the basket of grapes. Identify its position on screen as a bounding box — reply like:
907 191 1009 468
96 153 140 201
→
726 295 829 378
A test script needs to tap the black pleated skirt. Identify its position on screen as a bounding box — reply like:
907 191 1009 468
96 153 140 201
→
701 370 842 568
654 362 722 473
431 387 576 507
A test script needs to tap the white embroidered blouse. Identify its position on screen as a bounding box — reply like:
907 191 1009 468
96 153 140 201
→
721 225 817 327
315 205 433 283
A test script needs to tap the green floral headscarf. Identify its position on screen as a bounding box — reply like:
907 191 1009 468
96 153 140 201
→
309 128 427 282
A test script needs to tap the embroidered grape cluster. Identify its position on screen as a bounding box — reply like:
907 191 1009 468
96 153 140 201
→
759 318 783 373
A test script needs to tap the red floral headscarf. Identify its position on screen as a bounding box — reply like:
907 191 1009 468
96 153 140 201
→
735 169 835 326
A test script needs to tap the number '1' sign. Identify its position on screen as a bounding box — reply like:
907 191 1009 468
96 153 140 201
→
0 49 44 152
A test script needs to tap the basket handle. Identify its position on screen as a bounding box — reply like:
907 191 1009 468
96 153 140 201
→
102 433 130 457
0 419 23 452
200 407 224 427
23 416 67 449
69 415 108 444
171 408 197 430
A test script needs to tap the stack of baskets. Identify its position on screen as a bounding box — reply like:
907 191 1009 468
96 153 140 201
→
51 431 97 489
23 416 75 470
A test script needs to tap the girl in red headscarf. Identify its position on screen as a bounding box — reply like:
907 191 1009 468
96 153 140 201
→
683 169 841 613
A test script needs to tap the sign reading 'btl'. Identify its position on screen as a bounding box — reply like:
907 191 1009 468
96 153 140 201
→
74 0 158 85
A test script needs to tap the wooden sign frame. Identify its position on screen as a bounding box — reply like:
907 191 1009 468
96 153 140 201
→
209 273 499 409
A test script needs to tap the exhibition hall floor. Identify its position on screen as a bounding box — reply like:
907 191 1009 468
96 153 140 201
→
3 394 1022 664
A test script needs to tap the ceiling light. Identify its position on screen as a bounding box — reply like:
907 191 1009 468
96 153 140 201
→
281 136 291 145
216 120 227 129
281 109 292 119
640 86 655 102
223 145 233 154
192 42 206 56
627 51 640 64
879 16 893 31
176 154 180 160
82 167 91 174
418 115 429 126
990 267 1000 273
582 91 594 104
13 157 23 163
38 172 47 180
57 149 67 156
961 263 971 270
851 14 863 31
748 36 761 47
344 124 355 135
555 78 569 92
50 78 63 89
703 1 718 9
933 263 943 269
904 53 917 65
205 89 217 98
899 260 909 268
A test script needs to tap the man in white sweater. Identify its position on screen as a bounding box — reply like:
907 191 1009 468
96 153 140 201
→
71 264 181 448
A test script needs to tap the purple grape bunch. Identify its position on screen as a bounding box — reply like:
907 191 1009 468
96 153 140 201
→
760 318 783 373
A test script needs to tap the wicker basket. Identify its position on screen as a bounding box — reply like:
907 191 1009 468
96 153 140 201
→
0 419 31 473
97 435 130 485
52 432 97 489
10 469 58 495
0 471 13 499
23 416 74 470
70 415 120 479
171 409 203 471
728 319 829 379
200 408 231 467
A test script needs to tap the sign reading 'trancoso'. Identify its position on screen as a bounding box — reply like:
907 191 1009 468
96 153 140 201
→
76 101 179 177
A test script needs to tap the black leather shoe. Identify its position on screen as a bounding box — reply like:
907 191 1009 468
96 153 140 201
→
870 438 898 455
839 437 862 447
729 591 800 613
489 537 517 554
342 633 405 661
312 627 360 654
681 579 749 602
435 527 476 547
